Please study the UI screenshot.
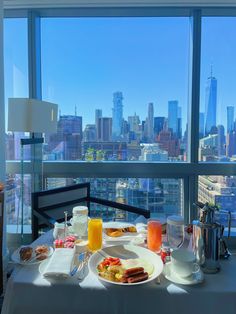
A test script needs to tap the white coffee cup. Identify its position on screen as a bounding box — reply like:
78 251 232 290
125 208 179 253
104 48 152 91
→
171 249 200 278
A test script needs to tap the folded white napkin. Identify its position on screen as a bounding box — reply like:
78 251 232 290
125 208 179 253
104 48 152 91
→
43 248 75 278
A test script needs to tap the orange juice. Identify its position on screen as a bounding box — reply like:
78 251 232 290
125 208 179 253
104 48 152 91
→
147 219 162 252
88 218 103 251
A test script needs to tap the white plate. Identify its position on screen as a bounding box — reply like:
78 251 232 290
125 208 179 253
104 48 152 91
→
89 244 163 286
11 245 54 266
163 261 204 285
103 222 139 242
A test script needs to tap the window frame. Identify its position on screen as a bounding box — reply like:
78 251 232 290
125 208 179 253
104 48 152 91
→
4 7 236 225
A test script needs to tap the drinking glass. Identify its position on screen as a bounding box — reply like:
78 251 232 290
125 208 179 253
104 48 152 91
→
88 218 103 252
147 219 162 252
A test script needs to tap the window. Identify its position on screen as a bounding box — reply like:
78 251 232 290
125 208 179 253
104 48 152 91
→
200 17 236 162
4 18 29 232
41 17 190 162
4 9 236 240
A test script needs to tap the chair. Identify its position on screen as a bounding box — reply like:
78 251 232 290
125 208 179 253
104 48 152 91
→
32 182 150 240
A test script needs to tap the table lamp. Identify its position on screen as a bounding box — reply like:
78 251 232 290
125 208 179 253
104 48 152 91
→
8 98 58 240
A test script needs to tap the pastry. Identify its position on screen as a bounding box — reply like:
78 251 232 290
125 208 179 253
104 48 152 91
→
35 245 49 260
35 245 48 255
19 246 33 261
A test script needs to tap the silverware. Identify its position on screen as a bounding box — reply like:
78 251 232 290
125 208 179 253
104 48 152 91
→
70 252 85 276
77 251 91 280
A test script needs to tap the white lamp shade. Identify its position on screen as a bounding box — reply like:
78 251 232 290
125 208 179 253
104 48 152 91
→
8 98 58 133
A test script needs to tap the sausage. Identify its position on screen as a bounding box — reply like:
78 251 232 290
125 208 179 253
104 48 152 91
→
127 272 149 283
124 267 144 277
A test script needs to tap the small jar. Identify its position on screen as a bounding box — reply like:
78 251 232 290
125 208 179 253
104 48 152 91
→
160 245 171 264
167 215 184 250
71 206 88 238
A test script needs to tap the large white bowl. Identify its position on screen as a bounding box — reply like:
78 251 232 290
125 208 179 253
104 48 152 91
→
89 244 163 286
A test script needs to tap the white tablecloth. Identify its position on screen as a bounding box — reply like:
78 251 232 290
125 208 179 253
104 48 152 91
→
2 231 236 314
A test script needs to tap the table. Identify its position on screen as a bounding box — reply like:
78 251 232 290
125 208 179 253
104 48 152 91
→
2 231 236 314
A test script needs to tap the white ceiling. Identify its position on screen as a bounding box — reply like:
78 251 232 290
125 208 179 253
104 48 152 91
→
3 0 236 9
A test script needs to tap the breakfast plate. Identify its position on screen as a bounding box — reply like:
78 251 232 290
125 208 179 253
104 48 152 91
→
163 261 204 285
11 245 54 265
89 244 163 285
103 222 141 242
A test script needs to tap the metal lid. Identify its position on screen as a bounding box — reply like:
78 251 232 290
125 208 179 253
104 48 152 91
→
167 215 184 226
72 206 88 215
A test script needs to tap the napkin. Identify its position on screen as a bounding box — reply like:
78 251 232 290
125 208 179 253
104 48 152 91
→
42 248 75 278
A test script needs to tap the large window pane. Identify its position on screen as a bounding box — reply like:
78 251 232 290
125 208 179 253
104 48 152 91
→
41 17 190 162
4 18 29 232
200 17 236 162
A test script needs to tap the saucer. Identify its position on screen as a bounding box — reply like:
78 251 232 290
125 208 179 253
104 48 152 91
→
163 262 204 285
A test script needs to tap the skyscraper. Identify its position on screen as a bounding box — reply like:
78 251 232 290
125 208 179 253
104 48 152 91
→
199 112 204 138
227 106 234 133
168 100 178 135
177 106 182 139
98 117 112 142
128 113 140 133
217 125 225 156
154 117 165 138
112 92 123 140
204 72 217 135
147 102 154 142
95 109 102 140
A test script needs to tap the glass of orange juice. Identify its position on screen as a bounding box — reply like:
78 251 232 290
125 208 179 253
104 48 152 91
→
88 218 103 252
147 219 162 252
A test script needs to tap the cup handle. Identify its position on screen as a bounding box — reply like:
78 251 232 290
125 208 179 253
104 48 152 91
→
192 262 200 274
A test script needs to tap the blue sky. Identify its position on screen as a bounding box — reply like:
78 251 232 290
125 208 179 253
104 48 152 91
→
4 16 236 131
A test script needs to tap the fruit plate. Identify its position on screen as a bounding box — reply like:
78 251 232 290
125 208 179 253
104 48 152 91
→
89 244 163 285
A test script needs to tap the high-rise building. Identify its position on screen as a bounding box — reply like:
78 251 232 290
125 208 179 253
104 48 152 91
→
168 100 178 135
112 92 123 140
154 117 165 139
128 113 140 133
227 106 234 133
226 131 236 157
147 102 154 142
95 109 102 140
217 125 225 156
199 112 204 138
177 106 182 139
98 117 112 142
47 115 83 160
204 73 217 135
57 115 82 137
83 124 96 142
